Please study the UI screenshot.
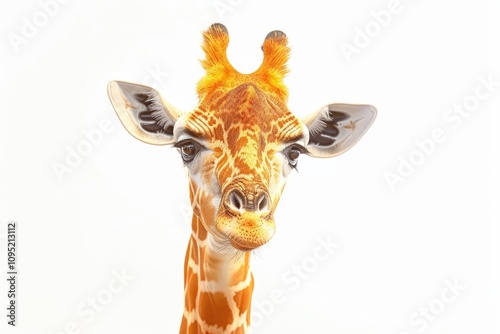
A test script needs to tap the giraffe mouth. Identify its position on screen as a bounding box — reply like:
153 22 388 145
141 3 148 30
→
216 212 276 251
229 241 256 252
228 232 274 251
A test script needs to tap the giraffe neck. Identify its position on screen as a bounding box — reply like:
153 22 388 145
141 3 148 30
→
180 215 254 334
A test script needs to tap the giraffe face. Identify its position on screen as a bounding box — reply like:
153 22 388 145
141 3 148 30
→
173 83 308 251
107 23 377 253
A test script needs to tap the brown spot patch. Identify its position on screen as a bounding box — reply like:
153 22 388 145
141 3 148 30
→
199 246 207 281
184 271 198 312
232 288 252 319
180 316 187 332
199 291 233 329
226 126 241 152
190 238 199 266
183 318 203 334
191 215 208 241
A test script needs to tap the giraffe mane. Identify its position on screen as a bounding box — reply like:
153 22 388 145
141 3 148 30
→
196 23 290 103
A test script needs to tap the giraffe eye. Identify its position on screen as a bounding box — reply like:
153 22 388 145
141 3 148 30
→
174 139 203 163
284 144 307 168
182 144 197 157
288 149 300 162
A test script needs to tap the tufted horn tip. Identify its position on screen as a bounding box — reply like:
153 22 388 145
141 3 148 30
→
265 30 287 41
207 23 228 35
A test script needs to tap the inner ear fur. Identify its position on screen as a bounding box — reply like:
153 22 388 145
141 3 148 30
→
302 103 377 158
107 81 179 145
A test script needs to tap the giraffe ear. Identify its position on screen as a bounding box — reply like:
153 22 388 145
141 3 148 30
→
107 81 180 145
302 103 377 158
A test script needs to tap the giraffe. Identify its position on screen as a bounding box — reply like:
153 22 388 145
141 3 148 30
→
107 23 376 334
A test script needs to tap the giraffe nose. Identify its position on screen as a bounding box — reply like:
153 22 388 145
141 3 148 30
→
224 187 271 216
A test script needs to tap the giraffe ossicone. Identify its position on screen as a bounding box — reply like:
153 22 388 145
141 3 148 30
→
108 23 376 334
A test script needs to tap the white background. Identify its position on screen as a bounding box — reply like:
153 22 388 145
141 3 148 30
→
1 0 498 333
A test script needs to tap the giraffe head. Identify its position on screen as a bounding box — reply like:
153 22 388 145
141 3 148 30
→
108 23 376 252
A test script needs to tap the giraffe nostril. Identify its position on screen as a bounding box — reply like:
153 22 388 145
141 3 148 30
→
224 186 272 216
256 192 269 212
227 189 245 212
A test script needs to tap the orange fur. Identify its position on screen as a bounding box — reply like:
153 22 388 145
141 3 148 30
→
196 23 290 104
181 24 300 334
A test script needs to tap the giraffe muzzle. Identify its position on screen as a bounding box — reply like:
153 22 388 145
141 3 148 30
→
216 182 275 251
